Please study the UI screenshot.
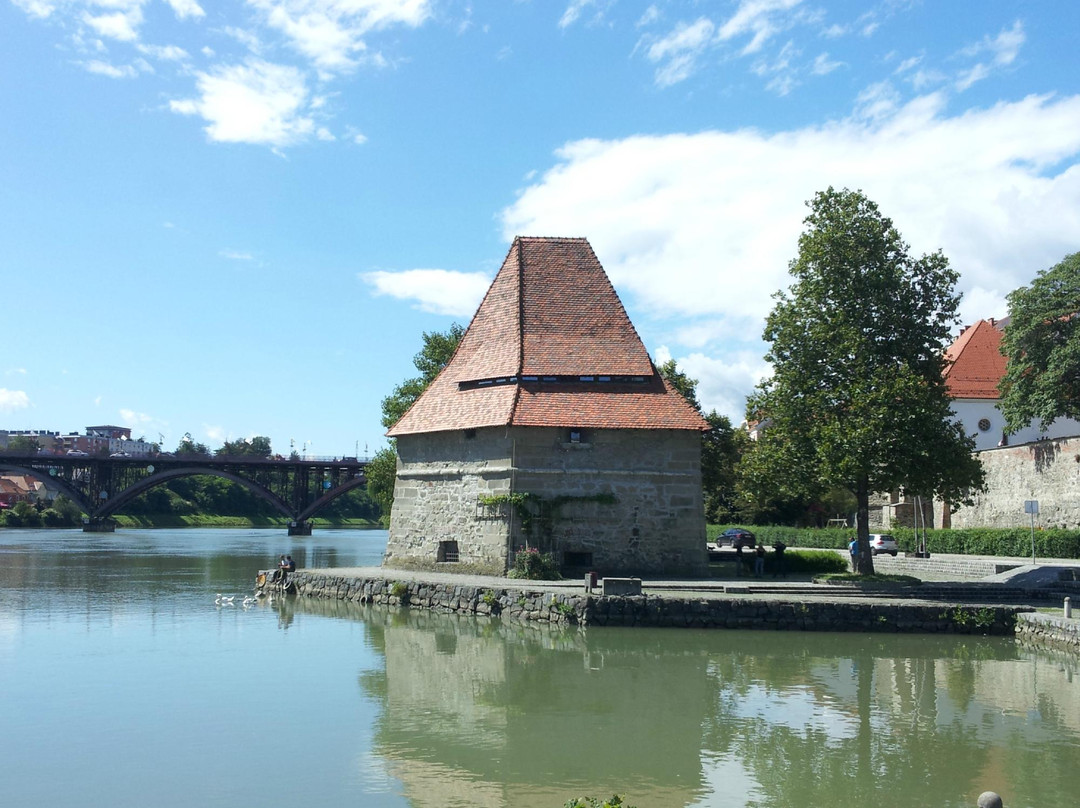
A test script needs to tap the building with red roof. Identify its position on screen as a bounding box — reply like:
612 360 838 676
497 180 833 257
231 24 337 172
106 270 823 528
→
384 237 710 577
944 318 1080 450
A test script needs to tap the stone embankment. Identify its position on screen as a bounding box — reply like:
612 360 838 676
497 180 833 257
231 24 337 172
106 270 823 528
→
288 570 1025 635
1015 611 1080 654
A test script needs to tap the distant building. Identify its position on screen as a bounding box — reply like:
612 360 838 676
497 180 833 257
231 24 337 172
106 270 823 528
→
384 236 710 577
944 318 1080 449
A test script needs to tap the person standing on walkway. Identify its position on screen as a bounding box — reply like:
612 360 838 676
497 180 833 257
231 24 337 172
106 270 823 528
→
772 540 787 578
754 544 765 577
848 537 859 572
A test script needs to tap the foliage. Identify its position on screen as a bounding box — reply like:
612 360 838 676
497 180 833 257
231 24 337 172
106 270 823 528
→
1 500 42 527
215 436 272 457
175 433 210 456
748 187 984 574
3 435 41 453
365 446 398 526
381 322 465 430
564 796 635 808
657 358 701 412
40 495 84 527
999 252 1080 434
771 549 848 575
390 582 409 599
708 524 1080 559
507 547 562 580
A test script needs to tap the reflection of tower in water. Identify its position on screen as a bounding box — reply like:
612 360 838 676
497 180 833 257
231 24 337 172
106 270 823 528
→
358 609 714 808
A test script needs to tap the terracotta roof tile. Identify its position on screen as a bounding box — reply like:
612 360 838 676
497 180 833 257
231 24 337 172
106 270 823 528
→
387 237 708 436
944 319 1007 399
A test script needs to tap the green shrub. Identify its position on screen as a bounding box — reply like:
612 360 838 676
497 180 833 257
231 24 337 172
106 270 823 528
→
772 549 848 575
709 524 1080 559
508 548 562 580
564 797 635 808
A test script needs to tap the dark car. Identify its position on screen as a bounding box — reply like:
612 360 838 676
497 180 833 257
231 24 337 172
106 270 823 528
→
720 528 756 549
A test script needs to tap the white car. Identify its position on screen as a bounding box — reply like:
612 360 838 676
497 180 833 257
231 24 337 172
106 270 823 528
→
869 534 899 556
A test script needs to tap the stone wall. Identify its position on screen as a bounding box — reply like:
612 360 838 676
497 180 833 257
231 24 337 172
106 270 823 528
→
290 570 1025 635
1015 611 1080 654
385 428 514 575
385 426 708 577
945 437 1080 529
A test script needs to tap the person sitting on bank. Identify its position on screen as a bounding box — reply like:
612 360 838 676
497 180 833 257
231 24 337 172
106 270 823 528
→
272 554 287 582
285 555 296 573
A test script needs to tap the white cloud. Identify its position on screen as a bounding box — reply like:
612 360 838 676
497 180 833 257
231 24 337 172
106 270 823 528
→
12 0 55 18
170 59 316 147
0 389 31 412
164 0 205 20
362 268 491 316
246 0 433 75
219 249 255 260
678 351 770 420
119 408 154 425
204 424 226 443
81 2 146 43
645 17 715 87
82 59 139 78
955 21 1025 92
811 52 841 76
6 368 28 375
560 0 592 29
137 43 190 61
718 0 804 56
500 93 1080 379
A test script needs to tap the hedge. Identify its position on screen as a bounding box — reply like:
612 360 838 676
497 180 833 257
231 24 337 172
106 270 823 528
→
709 524 1080 559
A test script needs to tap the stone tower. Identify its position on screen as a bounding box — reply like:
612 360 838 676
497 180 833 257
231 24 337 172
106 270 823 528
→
384 237 709 577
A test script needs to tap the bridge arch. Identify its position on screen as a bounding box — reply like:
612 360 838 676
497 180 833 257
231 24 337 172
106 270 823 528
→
98 467 294 519
294 475 368 523
0 463 94 515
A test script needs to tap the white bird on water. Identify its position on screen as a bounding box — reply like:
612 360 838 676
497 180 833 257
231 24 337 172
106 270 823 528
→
215 594 236 606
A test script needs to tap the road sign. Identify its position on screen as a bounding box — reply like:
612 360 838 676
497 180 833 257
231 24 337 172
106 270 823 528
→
1024 500 1039 514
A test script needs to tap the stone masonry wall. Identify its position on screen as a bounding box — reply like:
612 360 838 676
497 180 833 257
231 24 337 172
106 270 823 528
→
290 571 1025 635
385 428 514 575
947 437 1080 529
511 427 707 577
1015 612 1080 655
385 426 708 577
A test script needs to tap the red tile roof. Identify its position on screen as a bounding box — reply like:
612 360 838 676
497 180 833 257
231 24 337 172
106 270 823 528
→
944 318 1008 399
388 237 708 436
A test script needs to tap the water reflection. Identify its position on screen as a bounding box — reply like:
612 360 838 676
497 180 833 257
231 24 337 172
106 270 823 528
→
284 597 1080 808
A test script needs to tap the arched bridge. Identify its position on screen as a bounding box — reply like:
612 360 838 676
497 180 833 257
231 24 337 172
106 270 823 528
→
0 453 368 535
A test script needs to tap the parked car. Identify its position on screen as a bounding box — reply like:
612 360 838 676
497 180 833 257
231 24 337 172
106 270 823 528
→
66 450 89 457
720 528 756 549
869 534 899 556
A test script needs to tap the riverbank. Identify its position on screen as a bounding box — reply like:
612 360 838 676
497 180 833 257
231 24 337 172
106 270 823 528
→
285 567 1032 636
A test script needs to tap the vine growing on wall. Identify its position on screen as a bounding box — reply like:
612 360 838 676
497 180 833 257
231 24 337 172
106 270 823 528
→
477 491 618 543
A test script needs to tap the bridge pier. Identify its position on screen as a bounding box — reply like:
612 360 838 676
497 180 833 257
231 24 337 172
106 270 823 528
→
83 518 116 533
288 520 313 536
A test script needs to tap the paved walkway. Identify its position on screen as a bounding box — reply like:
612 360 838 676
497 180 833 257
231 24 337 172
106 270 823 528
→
307 550 1080 607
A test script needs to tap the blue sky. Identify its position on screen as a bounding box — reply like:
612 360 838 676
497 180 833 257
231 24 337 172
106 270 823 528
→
3 0 1080 458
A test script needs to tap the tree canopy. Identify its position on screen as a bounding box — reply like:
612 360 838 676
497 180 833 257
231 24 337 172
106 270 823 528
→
748 187 983 572
369 323 466 523
216 436 273 458
380 323 465 429
999 252 1080 435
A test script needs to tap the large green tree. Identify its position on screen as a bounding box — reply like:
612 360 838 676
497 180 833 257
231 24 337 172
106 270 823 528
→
748 188 983 573
999 252 1080 434
368 323 466 523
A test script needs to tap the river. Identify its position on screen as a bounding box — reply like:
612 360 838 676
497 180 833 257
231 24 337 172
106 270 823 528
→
1 527 1077 808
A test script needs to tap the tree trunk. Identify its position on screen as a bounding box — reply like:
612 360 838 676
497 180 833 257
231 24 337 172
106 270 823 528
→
855 476 876 575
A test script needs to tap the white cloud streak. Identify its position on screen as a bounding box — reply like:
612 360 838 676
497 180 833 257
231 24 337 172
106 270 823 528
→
0 389 31 412
362 268 492 317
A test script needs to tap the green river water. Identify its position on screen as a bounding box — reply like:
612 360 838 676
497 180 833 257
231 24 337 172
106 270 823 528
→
0 527 1076 808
